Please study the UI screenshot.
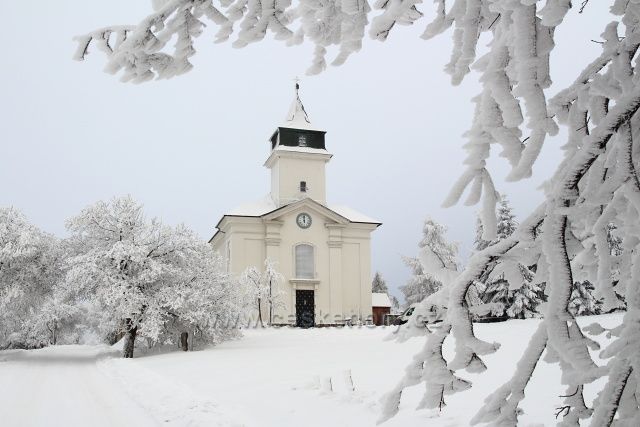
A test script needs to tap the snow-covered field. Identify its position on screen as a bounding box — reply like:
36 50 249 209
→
0 314 622 426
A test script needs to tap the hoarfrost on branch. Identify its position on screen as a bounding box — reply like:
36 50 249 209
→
76 0 640 424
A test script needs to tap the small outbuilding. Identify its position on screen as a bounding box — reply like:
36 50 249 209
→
372 293 392 326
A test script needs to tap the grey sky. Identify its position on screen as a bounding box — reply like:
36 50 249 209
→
0 1 612 300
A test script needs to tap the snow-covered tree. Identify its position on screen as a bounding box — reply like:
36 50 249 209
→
64 196 240 357
400 256 441 307
240 260 286 326
417 218 459 278
506 266 545 320
401 218 459 308
161 243 243 349
496 196 517 240
240 266 269 327
476 197 545 320
0 207 64 349
263 259 286 325
78 1 640 424
474 217 491 253
389 295 401 314
568 281 602 317
371 271 388 293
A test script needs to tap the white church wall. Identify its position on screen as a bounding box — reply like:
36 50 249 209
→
267 151 329 206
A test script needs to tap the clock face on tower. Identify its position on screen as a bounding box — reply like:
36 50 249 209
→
296 213 312 229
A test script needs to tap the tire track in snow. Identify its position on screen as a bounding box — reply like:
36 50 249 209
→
98 356 248 427
0 345 156 427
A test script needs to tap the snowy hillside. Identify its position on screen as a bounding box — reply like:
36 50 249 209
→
0 314 622 426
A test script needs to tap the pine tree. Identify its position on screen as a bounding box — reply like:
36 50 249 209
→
506 266 546 319
481 277 511 319
568 281 602 316
371 271 388 293
496 196 517 240
474 217 491 252
478 196 544 319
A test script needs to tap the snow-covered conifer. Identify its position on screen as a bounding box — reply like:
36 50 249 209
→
506 267 545 320
476 197 544 320
496 196 517 240
474 217 491 252
371 271 388 293
568 281 602 317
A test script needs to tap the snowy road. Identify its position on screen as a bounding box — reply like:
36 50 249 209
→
0 345 157 427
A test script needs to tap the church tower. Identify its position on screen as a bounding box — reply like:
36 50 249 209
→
264 84 332 206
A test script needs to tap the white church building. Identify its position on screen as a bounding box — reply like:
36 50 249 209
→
209 85 381 327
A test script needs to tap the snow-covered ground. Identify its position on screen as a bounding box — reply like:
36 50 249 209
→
0 314 622 426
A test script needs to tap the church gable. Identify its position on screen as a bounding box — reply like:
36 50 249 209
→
262 198 349 226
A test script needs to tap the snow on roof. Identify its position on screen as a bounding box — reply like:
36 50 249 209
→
227 196 277 216
280 83 324 132
328 205 381 224
223 196 380 225
372 293 392 308
272 145 329 155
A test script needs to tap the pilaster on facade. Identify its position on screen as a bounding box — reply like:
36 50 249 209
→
264 220 283 246
326 223 345 248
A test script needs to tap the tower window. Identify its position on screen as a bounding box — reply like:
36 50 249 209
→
300 181 307 192
295 244 314 279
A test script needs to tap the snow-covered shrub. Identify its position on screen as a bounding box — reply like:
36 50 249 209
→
239 259 286 326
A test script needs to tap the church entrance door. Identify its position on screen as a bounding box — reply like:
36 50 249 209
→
295 290 315 328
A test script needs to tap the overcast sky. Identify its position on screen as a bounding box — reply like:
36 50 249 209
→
1 1 612 301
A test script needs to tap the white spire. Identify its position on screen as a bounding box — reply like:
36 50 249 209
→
281 79 319 130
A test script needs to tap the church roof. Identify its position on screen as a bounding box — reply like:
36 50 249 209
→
224 196 380 224
227 195 277 216
209 196 381 243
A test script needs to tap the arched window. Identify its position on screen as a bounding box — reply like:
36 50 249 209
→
295 244 314 279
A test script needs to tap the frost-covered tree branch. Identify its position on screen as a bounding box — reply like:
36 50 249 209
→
76 0 640 424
